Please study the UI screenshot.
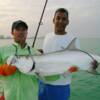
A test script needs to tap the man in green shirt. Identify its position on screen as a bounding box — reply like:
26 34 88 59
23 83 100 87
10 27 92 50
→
0 20 40 100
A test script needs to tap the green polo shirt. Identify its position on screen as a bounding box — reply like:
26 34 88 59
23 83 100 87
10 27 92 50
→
0 43 39 100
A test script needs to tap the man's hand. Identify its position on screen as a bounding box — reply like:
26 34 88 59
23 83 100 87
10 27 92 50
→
91 60 98 70
0 64 16 76
38 49 43 54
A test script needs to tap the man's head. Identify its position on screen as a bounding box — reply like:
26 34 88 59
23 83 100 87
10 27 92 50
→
11 20 28 43
53 8 69 35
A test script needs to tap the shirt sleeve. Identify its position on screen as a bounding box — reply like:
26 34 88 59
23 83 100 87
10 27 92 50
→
31 48 41 55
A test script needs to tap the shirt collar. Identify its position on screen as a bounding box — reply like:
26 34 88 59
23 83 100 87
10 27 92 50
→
12 42 28 49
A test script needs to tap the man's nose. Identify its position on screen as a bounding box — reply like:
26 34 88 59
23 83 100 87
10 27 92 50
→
19 32 25 35
59 19 64 23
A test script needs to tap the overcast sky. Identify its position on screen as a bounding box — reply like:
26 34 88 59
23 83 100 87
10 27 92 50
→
0 0 100 38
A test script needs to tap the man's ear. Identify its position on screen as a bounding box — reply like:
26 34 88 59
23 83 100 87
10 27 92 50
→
67 19 69 25
11 31 14 35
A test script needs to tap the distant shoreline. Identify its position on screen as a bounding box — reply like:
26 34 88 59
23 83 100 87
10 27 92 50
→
0 36 44 39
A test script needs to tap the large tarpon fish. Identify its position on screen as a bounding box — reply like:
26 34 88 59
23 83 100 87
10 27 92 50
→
7 49 100 76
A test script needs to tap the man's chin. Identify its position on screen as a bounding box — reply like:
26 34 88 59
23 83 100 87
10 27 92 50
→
56 29 65 33
56 27 65 31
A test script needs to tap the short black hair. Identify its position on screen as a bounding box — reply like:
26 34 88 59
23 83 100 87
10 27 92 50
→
54 8 69 17
12 20 28 32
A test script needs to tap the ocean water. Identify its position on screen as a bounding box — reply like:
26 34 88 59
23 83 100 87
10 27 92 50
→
70 38 100 100
0 38 100 100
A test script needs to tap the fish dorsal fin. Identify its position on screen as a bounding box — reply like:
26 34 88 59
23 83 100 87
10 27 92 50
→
65 37 78 50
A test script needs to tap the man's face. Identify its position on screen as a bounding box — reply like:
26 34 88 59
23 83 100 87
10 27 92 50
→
53 12 69 34
12 27 28 43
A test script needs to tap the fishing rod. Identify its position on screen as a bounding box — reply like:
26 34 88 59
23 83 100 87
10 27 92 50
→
32 0 48 47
